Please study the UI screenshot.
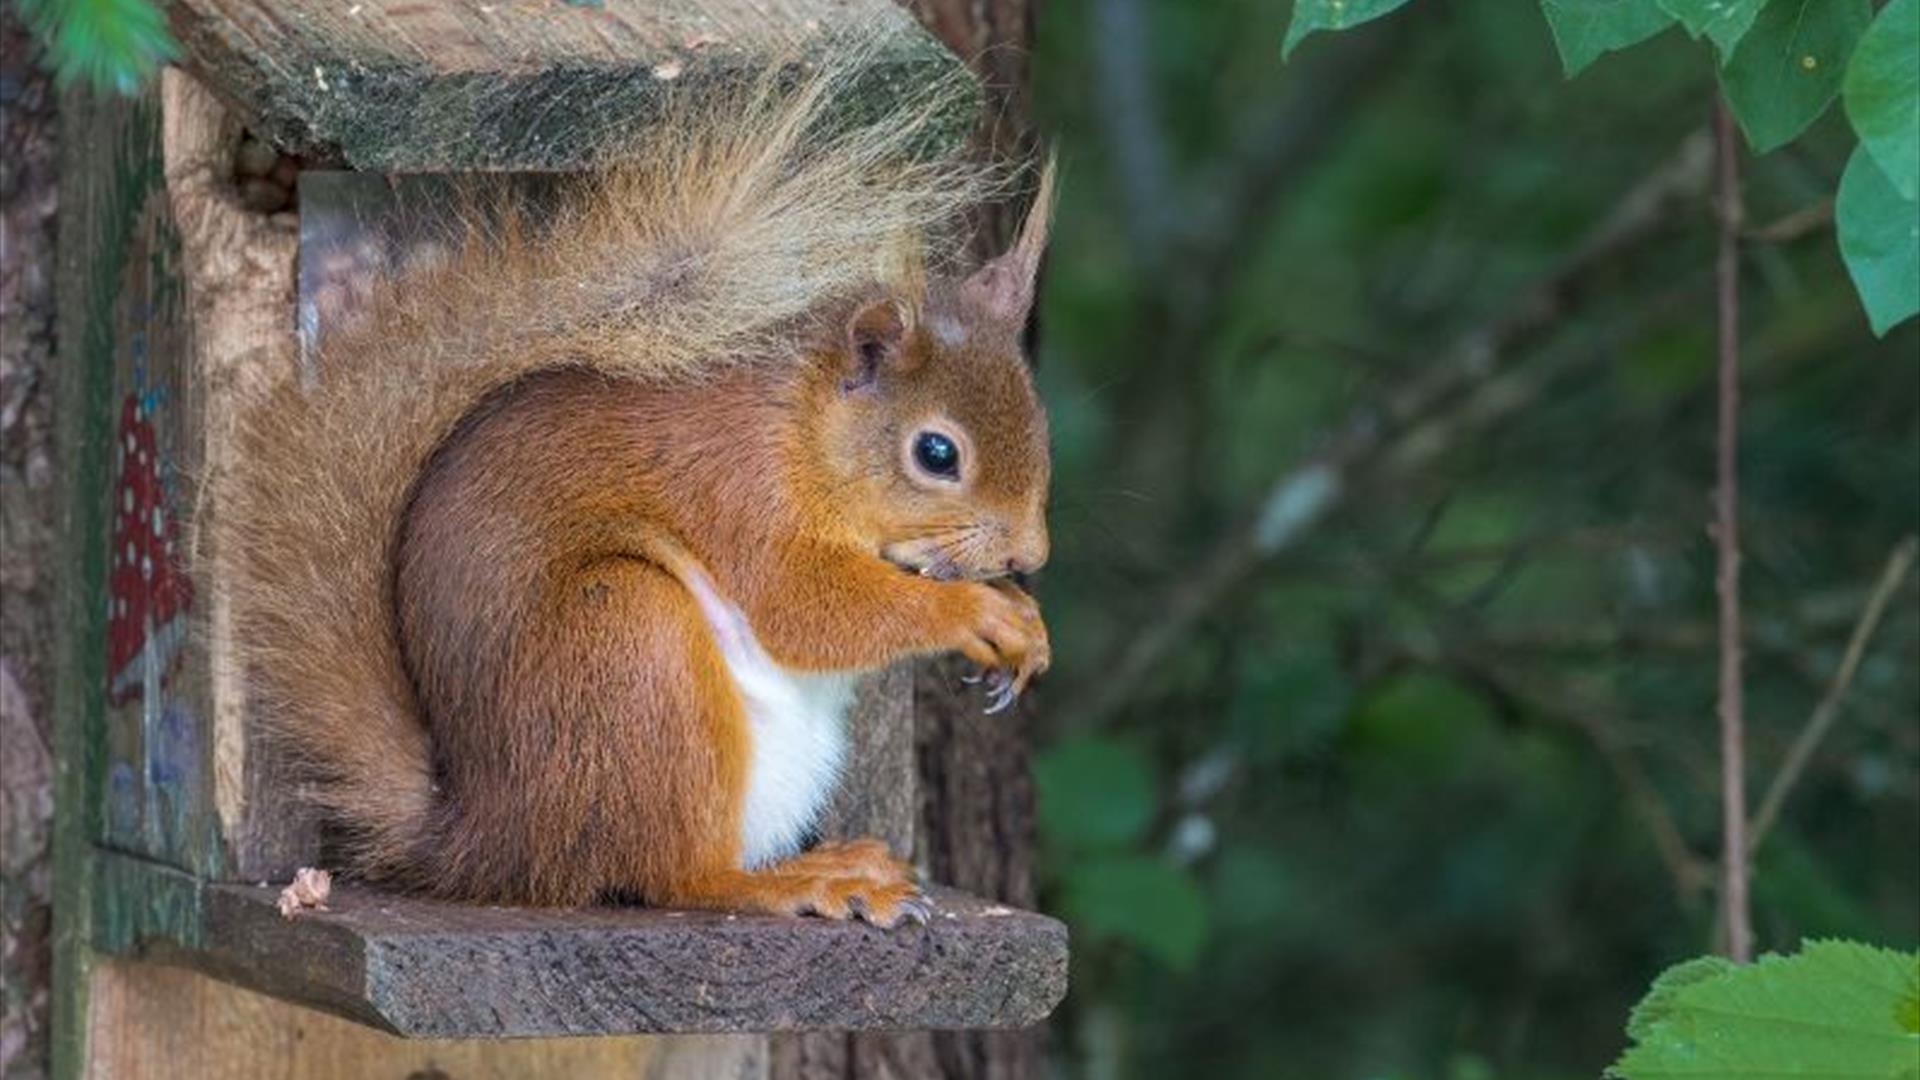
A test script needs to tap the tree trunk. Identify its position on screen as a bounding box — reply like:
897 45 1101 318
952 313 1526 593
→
0 9 61 1079
772 4 1047 1079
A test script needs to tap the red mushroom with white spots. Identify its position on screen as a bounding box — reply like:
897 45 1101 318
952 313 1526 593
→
106 393 193 705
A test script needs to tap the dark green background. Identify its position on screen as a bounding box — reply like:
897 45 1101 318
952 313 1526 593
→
1025 2 1919 1076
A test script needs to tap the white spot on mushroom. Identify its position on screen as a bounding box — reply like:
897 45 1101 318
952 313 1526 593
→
124 434 135 454
116 597 128 618
124 541 135 565
140 555 152 581
150 506 162 534
122 488 134 514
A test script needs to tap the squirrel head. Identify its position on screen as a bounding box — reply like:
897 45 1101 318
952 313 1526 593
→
811 176 1054 582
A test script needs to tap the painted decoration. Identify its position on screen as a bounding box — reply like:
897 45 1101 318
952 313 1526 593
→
106 374 194 706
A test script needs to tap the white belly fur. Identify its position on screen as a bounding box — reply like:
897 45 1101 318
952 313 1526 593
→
677 565 860 869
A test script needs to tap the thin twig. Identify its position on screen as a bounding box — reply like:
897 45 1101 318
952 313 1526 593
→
1743 199 1833 244
1710 97 1751 964
1748 536 1920 853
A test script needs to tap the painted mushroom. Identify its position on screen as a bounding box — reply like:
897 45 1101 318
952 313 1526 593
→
107 392 193 705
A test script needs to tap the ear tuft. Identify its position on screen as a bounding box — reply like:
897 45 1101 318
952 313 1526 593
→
844 298 910 389
960 155 1056 326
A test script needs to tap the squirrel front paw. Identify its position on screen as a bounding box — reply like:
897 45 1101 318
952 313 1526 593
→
954 581 1051 714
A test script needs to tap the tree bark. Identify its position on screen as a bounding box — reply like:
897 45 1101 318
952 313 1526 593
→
773 4 1048 1079
907 4 1045 1077
0 10 61 1079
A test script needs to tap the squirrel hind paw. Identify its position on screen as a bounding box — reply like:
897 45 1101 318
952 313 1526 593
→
846 884 932 928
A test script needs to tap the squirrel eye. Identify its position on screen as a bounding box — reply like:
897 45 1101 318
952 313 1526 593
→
912 431 961 479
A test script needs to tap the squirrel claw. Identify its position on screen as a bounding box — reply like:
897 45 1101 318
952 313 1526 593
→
982 672 1018 715
897 892 934 925
848 889 933 928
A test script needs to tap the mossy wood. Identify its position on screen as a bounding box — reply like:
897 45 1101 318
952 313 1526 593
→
52 4 1064 1071
163 0 971 171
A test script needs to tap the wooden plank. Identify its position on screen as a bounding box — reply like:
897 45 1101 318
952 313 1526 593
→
50 75 154 1080
85 959 763 1080
203 881 1064 1036
92 850 1066 1037
80 76 225 877
162 0 967 171
156 68 310 884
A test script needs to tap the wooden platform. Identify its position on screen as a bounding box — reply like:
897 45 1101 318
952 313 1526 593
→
96 851 1068 1038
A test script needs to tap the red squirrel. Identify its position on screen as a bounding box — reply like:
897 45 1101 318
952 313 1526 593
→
214 56 1052 925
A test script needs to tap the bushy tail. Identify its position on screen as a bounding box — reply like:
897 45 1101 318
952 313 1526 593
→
212 33 993 880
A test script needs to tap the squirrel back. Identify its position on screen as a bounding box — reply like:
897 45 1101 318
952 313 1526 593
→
212 46 997 885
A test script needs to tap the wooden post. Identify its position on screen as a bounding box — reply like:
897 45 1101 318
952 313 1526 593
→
772 4 1049 1078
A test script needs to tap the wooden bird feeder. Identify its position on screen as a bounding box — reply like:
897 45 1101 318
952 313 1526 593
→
52 2 1066 1074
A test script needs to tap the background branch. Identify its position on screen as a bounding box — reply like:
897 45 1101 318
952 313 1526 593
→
1748 536 1920 853
1711 95 1751 964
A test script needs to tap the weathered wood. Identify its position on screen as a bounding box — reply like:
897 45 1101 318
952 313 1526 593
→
772 3 1048 1077
162 0 967 171
50 78 116 1080
85 959 762 1080
156 68 308 884
817 663 918 859
904 3 1048 1077
92 850 1066 1038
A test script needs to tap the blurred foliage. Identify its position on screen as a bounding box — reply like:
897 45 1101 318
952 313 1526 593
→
13 0 174 93
1026 0 1919 1076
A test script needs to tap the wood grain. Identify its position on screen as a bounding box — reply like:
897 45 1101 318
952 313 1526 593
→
190 878 1065 1036
92 850 1065 1039
815 663 918 860
85 958 763 1080
157 68 311 885
162 0 963 170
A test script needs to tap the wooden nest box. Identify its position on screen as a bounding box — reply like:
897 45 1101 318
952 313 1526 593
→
53 1 1066 1074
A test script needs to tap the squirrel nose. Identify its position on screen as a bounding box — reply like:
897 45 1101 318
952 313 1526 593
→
1006 532 1049 576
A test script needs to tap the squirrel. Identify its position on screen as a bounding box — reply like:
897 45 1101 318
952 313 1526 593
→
212 50 1054 927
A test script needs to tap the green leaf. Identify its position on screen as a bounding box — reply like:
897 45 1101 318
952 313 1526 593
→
1838 145 1920 336
1539 0 1676 76
16 0 179 94
1283 0 1415 58
1033 736 1157 851
1657 0 1767 58
1843 0 1920 199
1062 855 1209 971
1622 956 1738 1042
1720 0 1872 153
1609 940 1920 1079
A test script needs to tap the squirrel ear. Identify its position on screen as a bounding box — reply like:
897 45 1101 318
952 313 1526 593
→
961 155 1056 326
844 298 911 390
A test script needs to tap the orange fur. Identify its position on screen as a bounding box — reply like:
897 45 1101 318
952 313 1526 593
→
213 47 1054 918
